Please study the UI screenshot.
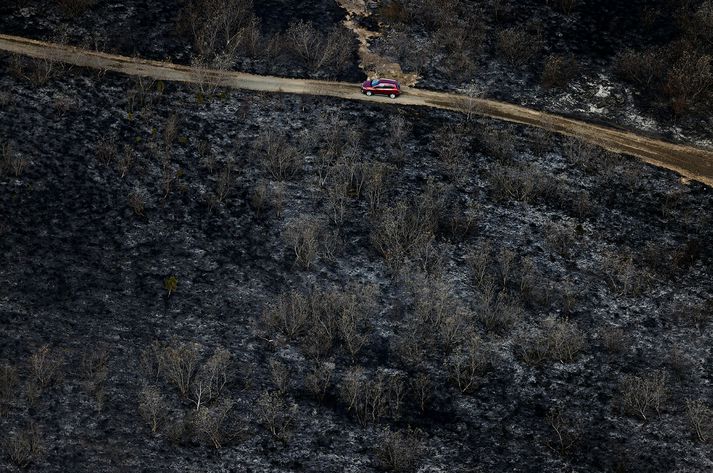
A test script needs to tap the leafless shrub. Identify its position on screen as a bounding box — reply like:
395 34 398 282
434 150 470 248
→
55 0 95 15
376 428 424 473
671 300 712 329
497 26 543 66
128 190 146 217
389 115 411 162
614 48 667 88
544 222 576 258
81 347 109 411
214 164 234 203
478 289 523 334
339 368 391 425
686 399 712 443
546 407 582 455
192 398 235 448
29 345 63 390
158 341 201 397
601 252 649 296
268 358 290 396
370 187 439 271
481 125 517 163
467 241 493 289
489 164 542 203
364 162 390 214
664 51 713 114
138 386 167 434
409 275 462 336
563 137 603 174
306 361 334 402
0 363 18 415
336 285 378 361
262 290 312 340
1 141 27 177
541 54 579 88
447 336 489 393
284 217 322 269
619 371 667 421
3 423 43 467
411 372 433 413
600 327 627 354
95 136 118 166
255 391 297 442
530 128 554 156
546 0 579 15
255 128 301 180
190 348 231 408
435 124 469 182
519 317 586 365
284 21 353 73
179 0 254 57
117 144 134 178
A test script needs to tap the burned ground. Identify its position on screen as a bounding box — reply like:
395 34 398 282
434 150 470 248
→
1 1 713 472
1 49 712 472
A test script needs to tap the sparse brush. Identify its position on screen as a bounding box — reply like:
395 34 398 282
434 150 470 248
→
138 385 167 434
3 423 43 467
376 427 424 473
619 371 667 421
255 391 297 442
686 399 712 443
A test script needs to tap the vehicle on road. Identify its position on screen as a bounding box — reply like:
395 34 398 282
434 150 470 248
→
361 78 401 99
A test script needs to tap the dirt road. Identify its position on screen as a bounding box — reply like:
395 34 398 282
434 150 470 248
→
2 33 712 187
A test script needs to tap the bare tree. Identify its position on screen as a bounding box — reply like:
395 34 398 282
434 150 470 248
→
138 386 167 434
158 341 201 397
255 391 297 442
410 372 432 413
192 398 235 448
686 399 712 443
447 336 489 394
190 348 231 409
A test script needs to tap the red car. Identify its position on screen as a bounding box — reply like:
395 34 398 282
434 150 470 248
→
361 78 401 99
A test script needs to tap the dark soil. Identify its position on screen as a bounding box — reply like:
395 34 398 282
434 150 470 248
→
1 50 712 471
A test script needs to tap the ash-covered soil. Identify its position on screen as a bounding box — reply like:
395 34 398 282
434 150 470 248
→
0 0 364 82
367 0 713 147
1 50 712 472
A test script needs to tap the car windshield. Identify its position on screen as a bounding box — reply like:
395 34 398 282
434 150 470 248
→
370 79 380 86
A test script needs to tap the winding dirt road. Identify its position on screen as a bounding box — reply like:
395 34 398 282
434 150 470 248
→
2 33 712 187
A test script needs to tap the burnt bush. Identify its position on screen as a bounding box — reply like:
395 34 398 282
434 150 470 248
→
541 54 579 89
496 26 543 67
518 317 586 365
619 371 667 421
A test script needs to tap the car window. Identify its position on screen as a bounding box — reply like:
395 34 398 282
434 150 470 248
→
371 79 380 86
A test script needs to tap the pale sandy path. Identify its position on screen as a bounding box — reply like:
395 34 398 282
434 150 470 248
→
1 34 712 186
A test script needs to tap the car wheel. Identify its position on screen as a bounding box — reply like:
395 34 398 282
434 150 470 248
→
366 91 373 96
389 93 397 99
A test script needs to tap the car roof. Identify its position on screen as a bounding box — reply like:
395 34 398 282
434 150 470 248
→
378 79 398 85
